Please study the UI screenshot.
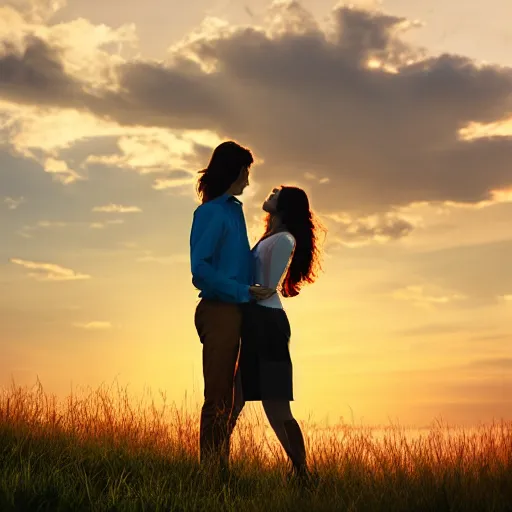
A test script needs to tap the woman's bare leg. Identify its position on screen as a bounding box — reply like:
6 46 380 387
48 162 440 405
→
262 400 294 457
262 400 308 479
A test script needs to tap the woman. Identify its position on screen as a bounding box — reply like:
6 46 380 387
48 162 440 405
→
240 185 325 482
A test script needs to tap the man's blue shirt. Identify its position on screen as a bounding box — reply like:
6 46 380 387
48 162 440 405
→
190 193 254 303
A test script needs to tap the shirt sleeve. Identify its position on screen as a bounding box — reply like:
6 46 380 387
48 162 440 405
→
190 205 252 303
265 233 296 289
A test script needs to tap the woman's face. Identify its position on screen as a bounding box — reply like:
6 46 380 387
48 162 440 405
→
262 187 281 213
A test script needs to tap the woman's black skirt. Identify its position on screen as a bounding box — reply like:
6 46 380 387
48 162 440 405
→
240 303 293 401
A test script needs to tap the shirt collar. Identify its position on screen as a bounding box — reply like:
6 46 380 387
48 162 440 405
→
214 193 243 205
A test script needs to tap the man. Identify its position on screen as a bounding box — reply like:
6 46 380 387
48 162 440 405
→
190 141 275 468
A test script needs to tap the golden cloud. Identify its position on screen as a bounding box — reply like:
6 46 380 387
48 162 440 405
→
392 285 466 308
10 258 91 281
92 204 142 213
73 321 112 330
4 196 25 210
136 252 189 264
0 1 511 245
44 157 82 184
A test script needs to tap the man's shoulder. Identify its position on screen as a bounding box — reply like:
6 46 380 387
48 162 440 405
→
194 200 224 212
193 201 227 219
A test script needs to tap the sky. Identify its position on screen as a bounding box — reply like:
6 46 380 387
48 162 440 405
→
1 0 511 428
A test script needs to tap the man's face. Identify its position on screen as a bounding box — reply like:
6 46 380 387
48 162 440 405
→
232 166 249 195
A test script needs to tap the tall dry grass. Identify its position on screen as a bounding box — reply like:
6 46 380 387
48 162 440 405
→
0 377 511 511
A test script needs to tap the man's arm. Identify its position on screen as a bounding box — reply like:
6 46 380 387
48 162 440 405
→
190 205 252 303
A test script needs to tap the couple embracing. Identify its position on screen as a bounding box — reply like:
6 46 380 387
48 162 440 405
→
190 141 324 482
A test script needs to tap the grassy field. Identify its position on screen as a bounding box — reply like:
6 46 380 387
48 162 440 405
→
0 379 510 512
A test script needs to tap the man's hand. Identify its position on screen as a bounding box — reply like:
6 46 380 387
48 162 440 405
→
249 285 276 301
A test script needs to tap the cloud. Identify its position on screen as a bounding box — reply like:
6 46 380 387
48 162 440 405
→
9 258 91 281
16 227 33 238
4 196 24 210
392 285 466 308
136 252 189 264
92 204 142 213
6 108 125 156
73 321 112 330
17 218 125 235
429 188 512 211
304 172 330 185
0 2 137 89
2 0 67 24
0 36 82 108
85 132 204 174
16 219 124 237
460 119 512 140
0 6 137 179
1 1 512 236
152 176 197 190
89 219 125 229
44 157 82 184
40 17 137 87
327 212 415 247
0 103 222 175
37 220 68 228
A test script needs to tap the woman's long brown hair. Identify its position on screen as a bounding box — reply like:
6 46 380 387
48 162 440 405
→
261 186 326 297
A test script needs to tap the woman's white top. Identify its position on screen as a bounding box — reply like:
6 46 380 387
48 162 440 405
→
253 232 296 309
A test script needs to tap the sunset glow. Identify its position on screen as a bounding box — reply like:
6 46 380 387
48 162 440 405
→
1 0 511 429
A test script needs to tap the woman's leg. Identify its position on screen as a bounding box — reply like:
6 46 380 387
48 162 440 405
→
262 400 308 478
262 400 294 456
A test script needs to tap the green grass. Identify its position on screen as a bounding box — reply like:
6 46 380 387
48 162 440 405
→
0 379 510 511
